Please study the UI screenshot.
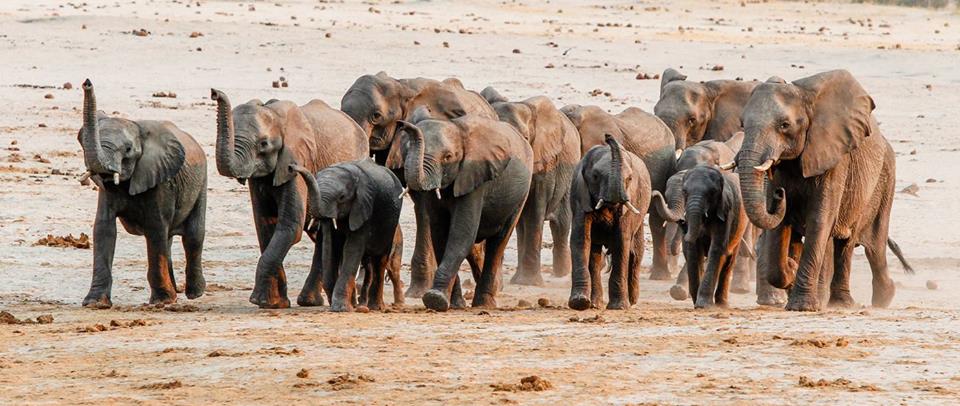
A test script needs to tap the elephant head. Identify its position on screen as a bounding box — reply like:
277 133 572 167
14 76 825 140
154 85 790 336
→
211 89 314 186
291 163 373 231
574 135 640 212
655 68 757 150
388 116 515 197
78 79 185 195
340 72 417 152
735 70 875 229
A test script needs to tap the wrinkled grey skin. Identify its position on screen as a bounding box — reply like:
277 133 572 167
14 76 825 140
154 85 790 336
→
735 70 901 311
653 165 748 308
212 89 368 308
388 116 533 311
481 87 581 286
341 72 494 298
568 136 651 310
78 80 207 308
654 68 759 150
562 105 678 281
293 158 403 312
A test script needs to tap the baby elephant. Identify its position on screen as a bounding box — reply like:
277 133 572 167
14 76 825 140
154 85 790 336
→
292 158 403 312
569 135 651 310
77 80 207 308
653 165 748 308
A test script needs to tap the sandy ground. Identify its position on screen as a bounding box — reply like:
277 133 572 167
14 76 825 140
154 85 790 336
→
1 0 960 404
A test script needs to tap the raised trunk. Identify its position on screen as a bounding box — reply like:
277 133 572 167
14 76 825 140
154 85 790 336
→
604 135 628 203
738 166 785 230
292 166 322 218
211 89 242 178
80 80 110 174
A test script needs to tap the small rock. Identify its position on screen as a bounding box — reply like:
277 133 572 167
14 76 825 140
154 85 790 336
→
297 368 310 378
44 93 54 99
899 183 919 196
325 32 332 38
272 81 281 88
517 299 532 308
0 311 21 324
36 314 54 324
512 48 521 54
63 82 73 90
926 280 938 290
442 41 450 48
537 298 550 307
925 178 937 183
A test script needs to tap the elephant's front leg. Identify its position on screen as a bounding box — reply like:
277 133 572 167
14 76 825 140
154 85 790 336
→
607 219 632 310
249 188 303 309
83 199 118 309
405 201 438 298
330 233 369 312
756 228 790 306
146 230 178 305
648 211 676 280
297 230 326 307
568 212 593 310
511 191 546 286
684 241 705 307
696 242 730 309
422 196 483 312
786 206 840 312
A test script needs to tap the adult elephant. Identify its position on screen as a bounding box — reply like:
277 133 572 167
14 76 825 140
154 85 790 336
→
481 87 581 285
561 105 677 280
341 72 495 297
212 89 368 308
734 70 897 311
654 68 759 150
387 114 533 311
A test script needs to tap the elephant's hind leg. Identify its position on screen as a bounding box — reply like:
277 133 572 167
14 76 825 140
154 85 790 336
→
182 197 206 300
648 212 676 280
549 199 573 278
511 197 546 287
146 231 178 305
387 231 405 306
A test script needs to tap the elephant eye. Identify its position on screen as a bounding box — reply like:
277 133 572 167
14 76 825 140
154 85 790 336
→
259 140 269 149
125 145 132 153
779 121 790 131
687 117 696 125
371 111 383 123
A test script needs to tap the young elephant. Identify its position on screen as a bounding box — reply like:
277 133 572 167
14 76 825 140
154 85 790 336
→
387 115 533 311
292 159 402 312
568 135 651 311
481 87 581 285
77 80 207 308
211 89 368 309
653 165 748 308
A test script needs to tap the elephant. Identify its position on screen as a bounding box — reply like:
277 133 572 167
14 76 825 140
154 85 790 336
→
652 165 748 308
568 135 651 311
77 79 207 308
654 68 759 150
211 89 368 309
733 70 899 311
386 114 533 311
561 104 677 280
358 228 404 310
480 87 581 285
341 72 496 298
292 158 403 312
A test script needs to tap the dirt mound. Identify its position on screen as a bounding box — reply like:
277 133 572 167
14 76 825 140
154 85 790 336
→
798 376 881 392
138 380 182 390
34 233 91 249
327 373 374 391
492 375 553 392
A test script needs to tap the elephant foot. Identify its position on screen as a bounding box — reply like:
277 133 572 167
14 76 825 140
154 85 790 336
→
606 299 629 310
827 292 856 308
472 293 497 309
149 288 178 305
785 293 820 312
330 302 354 313
82 291 113 309
568 293 591 311
392 293 405 307
510 269 545 287
693 301 714 310
451 292 468 310
648 265 673 281
366 300 385 312
174 284 184 294
730 280 751 295
296 291 325 307
669 285 689 301
422 289 450 312
756 289 788 306
404 283 430 299
248 289 291 309
185 280 205 300
871 278 895 309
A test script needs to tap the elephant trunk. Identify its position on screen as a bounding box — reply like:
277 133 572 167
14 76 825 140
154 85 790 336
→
80 80 111 175
652 173 685 223
400 122 439 192
291 165 322 219
737 157 785 230
684 196 705 243
604 134 629 203
211 89 244 178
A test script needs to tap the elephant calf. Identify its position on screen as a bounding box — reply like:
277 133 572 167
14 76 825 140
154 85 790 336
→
292 158 403 312
78 80 207 308
569 135 651 311
653 165 748 308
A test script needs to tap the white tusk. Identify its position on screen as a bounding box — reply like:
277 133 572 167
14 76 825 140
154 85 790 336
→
435 188 442 200
719 161 736 170
675 149 682 160
595 199 604 210
753 159 774 172
398 187 409 200
333 218 339 230
113 173 120 185
78 171 92 183
306 218 315 232
625 201 642 214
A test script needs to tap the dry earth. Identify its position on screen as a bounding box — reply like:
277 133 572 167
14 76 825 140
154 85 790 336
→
1 0 959 404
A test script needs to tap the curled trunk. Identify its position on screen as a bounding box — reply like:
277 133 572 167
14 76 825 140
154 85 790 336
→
604 135 628 203
684 197 704 243
400 122 433 191
292 165 322 218
738 166 785 230
80 80 110 174
652 173 685 223
211 89 242 178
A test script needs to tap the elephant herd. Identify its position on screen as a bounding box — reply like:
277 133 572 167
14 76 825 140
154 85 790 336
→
73 68 913 313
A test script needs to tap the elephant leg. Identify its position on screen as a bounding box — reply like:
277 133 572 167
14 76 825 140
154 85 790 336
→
423 198 481 312
357 259 372 308
146 230 177 305
387 233 404 306
248 193 300 309
466 244 485 290
785 209 838 312
648 212 675 280
511 195 546 286
756 229 789 306
366 256 387 311
730 253 751 294
607 231 630 311
167 238 180 294
474 216 521 309
182 198 205 300
549 201 573 278
330 234 367 312
670 261 690 301
449 274 468 310
627 232 644 306
83 201 117 309
714 253 736 308
321 222 342 306
298 235 326 307
822 239 852 307
685 242 705 307
405 202 437 298
568 212 593 310
589 244 605 310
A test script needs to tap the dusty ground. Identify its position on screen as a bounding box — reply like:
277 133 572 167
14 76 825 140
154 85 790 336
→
2 0 959 404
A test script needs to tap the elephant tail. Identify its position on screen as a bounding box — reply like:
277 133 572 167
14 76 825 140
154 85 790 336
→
887 238 915 274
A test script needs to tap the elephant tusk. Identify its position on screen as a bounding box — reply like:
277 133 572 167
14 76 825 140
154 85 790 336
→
675 149 682 160
306 218 316 232
435 188 442 200
78 171 92 183
398 187 409 200
719 161 736 170
625 201 642 214
753 159 774 172
333 218 339 230
112 173 120 185
595 199 604 210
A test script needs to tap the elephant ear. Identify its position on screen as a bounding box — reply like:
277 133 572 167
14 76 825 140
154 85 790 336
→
453 119 514 197
660 68 687 94
268 102 317 186
348 167 374 231
129 122 186 195
793 70 875 178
